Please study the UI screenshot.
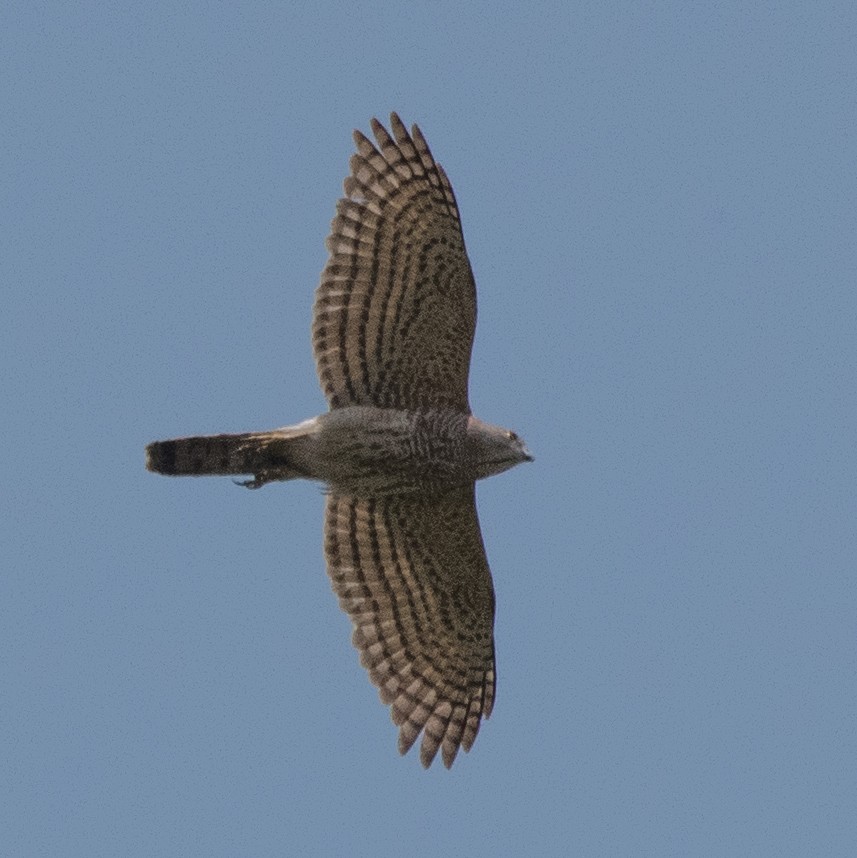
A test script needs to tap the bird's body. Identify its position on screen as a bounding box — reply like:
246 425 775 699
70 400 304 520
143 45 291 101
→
147 407 528 494
146 114 531 768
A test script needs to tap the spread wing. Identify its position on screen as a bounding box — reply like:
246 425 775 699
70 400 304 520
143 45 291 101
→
313 113 477 412
323 487 496 768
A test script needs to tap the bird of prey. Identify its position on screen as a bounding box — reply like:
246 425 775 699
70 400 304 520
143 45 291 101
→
146 113 532 768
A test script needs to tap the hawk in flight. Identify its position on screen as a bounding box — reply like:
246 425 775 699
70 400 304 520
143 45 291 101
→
146 114 531 768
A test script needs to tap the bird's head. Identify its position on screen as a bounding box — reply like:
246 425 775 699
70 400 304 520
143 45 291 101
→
465 416 533 479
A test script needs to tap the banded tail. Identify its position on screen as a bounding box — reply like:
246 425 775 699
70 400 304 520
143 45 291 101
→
146 427 309 488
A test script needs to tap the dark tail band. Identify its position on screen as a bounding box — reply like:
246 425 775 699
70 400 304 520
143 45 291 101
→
146 433 261 477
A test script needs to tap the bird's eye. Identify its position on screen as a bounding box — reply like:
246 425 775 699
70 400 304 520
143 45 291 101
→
507 431 518 441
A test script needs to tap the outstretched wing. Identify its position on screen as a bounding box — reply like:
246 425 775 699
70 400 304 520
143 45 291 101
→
313 113 477 412
323 486 496 768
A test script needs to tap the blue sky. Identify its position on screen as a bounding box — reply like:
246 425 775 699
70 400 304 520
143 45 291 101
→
3 2 856 855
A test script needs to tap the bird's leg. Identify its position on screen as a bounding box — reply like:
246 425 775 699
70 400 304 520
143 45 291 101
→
234 471 275 490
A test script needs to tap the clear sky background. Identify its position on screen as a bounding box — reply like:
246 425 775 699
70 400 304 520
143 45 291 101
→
3 2 855 856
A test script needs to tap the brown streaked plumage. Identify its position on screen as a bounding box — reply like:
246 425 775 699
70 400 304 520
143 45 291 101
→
313 114 476 412
146 114 531 767
324 487 495 768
